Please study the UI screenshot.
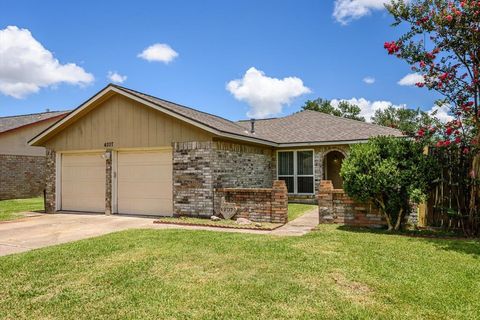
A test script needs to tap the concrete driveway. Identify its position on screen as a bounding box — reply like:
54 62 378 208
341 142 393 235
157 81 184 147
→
0 209 318 257
0 213 157 257
0 212 270 257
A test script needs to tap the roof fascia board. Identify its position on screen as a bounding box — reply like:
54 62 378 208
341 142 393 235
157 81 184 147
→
276 139 369 148
216 132 277 147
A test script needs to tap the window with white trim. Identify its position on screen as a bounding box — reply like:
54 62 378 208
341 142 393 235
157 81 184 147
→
277 150 314 194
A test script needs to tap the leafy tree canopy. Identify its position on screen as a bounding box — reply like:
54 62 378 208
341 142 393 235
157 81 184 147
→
301 98 365 121
372 105 438 137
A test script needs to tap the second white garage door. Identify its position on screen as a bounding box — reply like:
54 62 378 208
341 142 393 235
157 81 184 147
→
117 150 173 216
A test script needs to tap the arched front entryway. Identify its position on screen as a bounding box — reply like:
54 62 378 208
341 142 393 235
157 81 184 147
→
324 151 345 189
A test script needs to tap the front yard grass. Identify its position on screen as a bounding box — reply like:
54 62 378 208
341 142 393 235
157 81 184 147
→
1 224 479 319
0 197 43 221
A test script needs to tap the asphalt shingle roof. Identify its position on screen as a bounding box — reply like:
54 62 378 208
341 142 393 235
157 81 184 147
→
236 110 403 144
114 85 402 145
0 111 68 134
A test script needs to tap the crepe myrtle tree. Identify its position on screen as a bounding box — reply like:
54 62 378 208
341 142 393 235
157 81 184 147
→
385 0 480 232
340 136 439 231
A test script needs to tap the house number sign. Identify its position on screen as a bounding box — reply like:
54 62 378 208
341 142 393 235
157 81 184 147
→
104 142 114 148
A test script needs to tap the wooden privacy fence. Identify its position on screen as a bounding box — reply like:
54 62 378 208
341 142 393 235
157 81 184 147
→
420 146 478 231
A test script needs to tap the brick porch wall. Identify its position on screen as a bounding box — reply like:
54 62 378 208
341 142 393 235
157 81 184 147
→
0 154 46 200
214 180 288 223
317 180 385 228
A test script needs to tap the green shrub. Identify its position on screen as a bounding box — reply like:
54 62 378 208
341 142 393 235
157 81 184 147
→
340 136 438 231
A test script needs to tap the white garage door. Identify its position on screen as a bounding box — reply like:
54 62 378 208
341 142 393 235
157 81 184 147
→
61 153 105 212
117 150 173 216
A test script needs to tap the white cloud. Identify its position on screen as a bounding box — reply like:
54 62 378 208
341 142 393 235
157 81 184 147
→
226 67 311 118
331 97 406 121
427 104 454 123
398 73 424 86
137 43 178 63
333 0 388 24
363 76 375 84
107 71 127 84
0 26 94 99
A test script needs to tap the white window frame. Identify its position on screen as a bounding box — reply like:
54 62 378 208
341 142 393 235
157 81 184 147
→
276 149 315 195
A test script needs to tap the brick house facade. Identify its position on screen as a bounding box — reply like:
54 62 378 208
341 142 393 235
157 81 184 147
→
31 84 402 224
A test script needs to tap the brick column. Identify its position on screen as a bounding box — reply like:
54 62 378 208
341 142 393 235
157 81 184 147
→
173 141 214 217
45 149 56 214
271 180 288 223
318 180 334 223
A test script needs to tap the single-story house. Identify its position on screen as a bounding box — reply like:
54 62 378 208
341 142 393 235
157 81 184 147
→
29 84 402 218
0 111 68 200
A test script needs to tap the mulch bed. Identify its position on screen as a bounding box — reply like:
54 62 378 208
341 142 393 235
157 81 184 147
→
153 220 283 231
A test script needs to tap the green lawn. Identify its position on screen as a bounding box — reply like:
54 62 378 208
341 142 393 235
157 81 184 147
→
288 203 317 221
1 225 479 319
0 197 43 221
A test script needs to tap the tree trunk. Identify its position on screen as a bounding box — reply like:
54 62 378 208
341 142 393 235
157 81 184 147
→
393 208 404 231
376 197 394 231
385 215 394 231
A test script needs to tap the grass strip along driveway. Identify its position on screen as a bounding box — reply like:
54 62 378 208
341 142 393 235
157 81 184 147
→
0 197 43 222
0 224 479 319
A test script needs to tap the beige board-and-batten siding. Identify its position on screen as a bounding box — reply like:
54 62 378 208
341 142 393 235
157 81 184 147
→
45 94 214 151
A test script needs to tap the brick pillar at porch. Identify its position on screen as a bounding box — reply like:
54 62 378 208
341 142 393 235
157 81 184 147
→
271 180 288 223
317 180 335 223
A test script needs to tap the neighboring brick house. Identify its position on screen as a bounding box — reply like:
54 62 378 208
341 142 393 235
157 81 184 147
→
0 111 68 200
28 84 402 221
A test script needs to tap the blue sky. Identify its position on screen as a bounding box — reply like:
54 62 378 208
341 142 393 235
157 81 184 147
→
0 0 444 120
